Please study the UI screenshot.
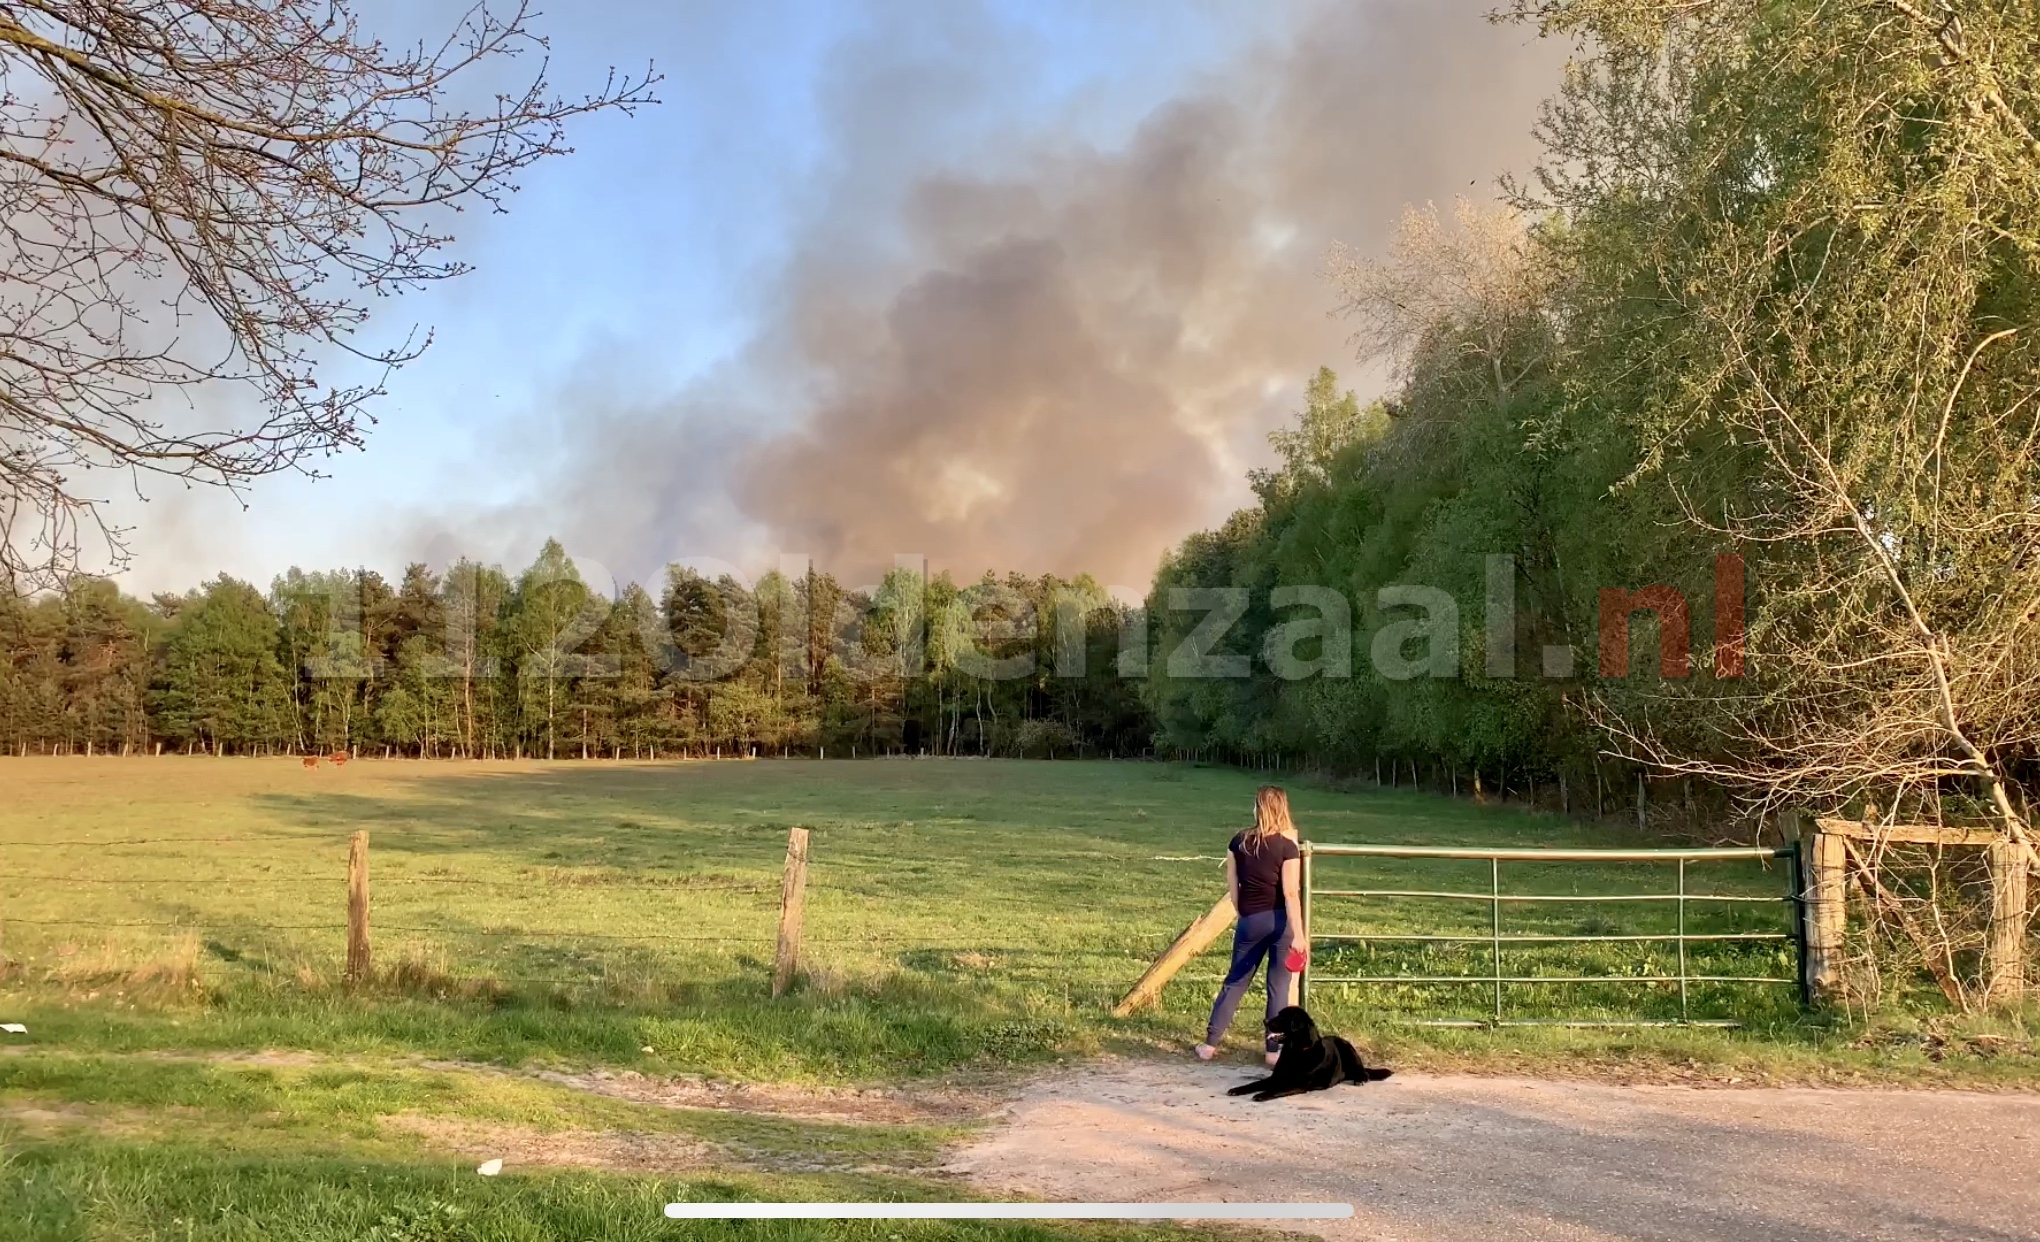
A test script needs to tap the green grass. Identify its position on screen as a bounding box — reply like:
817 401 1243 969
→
0 755 2031 1081
2 755 2033 1238
0 1053 956 1168
0 1037 1230 1242
1 1127 1258 1242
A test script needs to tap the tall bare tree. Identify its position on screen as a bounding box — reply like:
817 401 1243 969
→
0 1 654 587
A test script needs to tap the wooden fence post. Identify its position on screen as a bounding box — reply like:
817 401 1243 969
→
345 831 371 986
1112 894 1237 1018
1986 839 2030 1006
772 827 811 998
1800 817 1847 1003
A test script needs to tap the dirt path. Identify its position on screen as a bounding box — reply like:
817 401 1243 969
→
944 1058 2040 1242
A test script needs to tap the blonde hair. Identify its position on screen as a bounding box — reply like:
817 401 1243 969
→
1247 785 1294 849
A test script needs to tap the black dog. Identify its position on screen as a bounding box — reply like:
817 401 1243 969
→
1225 1006 1391 1102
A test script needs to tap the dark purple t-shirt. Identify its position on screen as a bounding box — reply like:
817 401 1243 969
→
1229 831 1299 915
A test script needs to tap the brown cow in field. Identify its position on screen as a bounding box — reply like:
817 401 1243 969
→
302 756 319 769
330 750 350 766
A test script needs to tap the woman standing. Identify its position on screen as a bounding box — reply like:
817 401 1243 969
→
1196 785 1308 1064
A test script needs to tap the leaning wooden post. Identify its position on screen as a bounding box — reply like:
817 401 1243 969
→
1112 894 1237 1018
772 827 811 998
1798 815 1847 1003
1986 837 2030 1006
345 831 371 987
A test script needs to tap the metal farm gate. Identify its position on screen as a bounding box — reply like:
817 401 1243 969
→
1298 842 1807 1026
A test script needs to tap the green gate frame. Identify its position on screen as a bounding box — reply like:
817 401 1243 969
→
1298 842 1806 1027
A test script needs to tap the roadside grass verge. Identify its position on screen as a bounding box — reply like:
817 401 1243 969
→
0 1053 960 1168
1 1126 1259 1242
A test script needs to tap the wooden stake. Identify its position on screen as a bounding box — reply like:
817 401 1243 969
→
345 831 371 986
1802 821 1847 1003
1113 894 1236 1017
772 827 811 997
1987 838 2030 1006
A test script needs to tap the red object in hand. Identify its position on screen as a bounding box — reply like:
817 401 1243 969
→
1284 946 1308 973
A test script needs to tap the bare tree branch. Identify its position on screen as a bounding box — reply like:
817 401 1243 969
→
0 0 657 588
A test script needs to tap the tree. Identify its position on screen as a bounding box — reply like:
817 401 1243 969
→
59 577 153 753
270 567 390 752
0 1 655 588
373 683 425 756
1512 0 2040 874
1327 199 1553 418
598 585 670 757
0 587 62 751
442 559 510 758
506 539 602 760
153 576 287 753
1250 367 1378 500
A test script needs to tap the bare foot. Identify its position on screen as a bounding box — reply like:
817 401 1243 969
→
1194 1043 1217 1061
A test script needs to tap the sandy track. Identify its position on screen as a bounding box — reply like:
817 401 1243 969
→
944 1058 2040 1242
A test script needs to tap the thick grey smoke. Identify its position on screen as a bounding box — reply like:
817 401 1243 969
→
550 0 1562 589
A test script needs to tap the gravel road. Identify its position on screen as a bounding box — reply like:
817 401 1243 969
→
944 1058 2040 1241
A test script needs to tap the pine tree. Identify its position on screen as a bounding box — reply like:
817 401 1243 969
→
154 577 290 754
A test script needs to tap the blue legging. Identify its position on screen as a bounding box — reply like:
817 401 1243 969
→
1206 908 1294 1048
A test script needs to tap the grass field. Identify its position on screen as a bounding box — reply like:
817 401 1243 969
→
1 756 2034 1239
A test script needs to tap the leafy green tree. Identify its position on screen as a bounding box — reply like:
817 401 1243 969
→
59 578 156 753
506 540 604 760
1513 0 2040 859
154 577 290 754
442 560 510 758
0 590 64 752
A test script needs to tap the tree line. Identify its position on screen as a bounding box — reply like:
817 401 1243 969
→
0 542 1150 761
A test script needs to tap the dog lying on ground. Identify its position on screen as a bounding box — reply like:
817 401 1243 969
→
1226 1006 1391 1102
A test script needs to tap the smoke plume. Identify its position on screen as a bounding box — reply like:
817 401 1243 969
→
547 0 1562 589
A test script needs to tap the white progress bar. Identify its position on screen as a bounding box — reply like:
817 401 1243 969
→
663 1202 1353 1220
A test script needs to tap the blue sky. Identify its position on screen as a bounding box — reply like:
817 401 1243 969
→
110 0 1556 597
